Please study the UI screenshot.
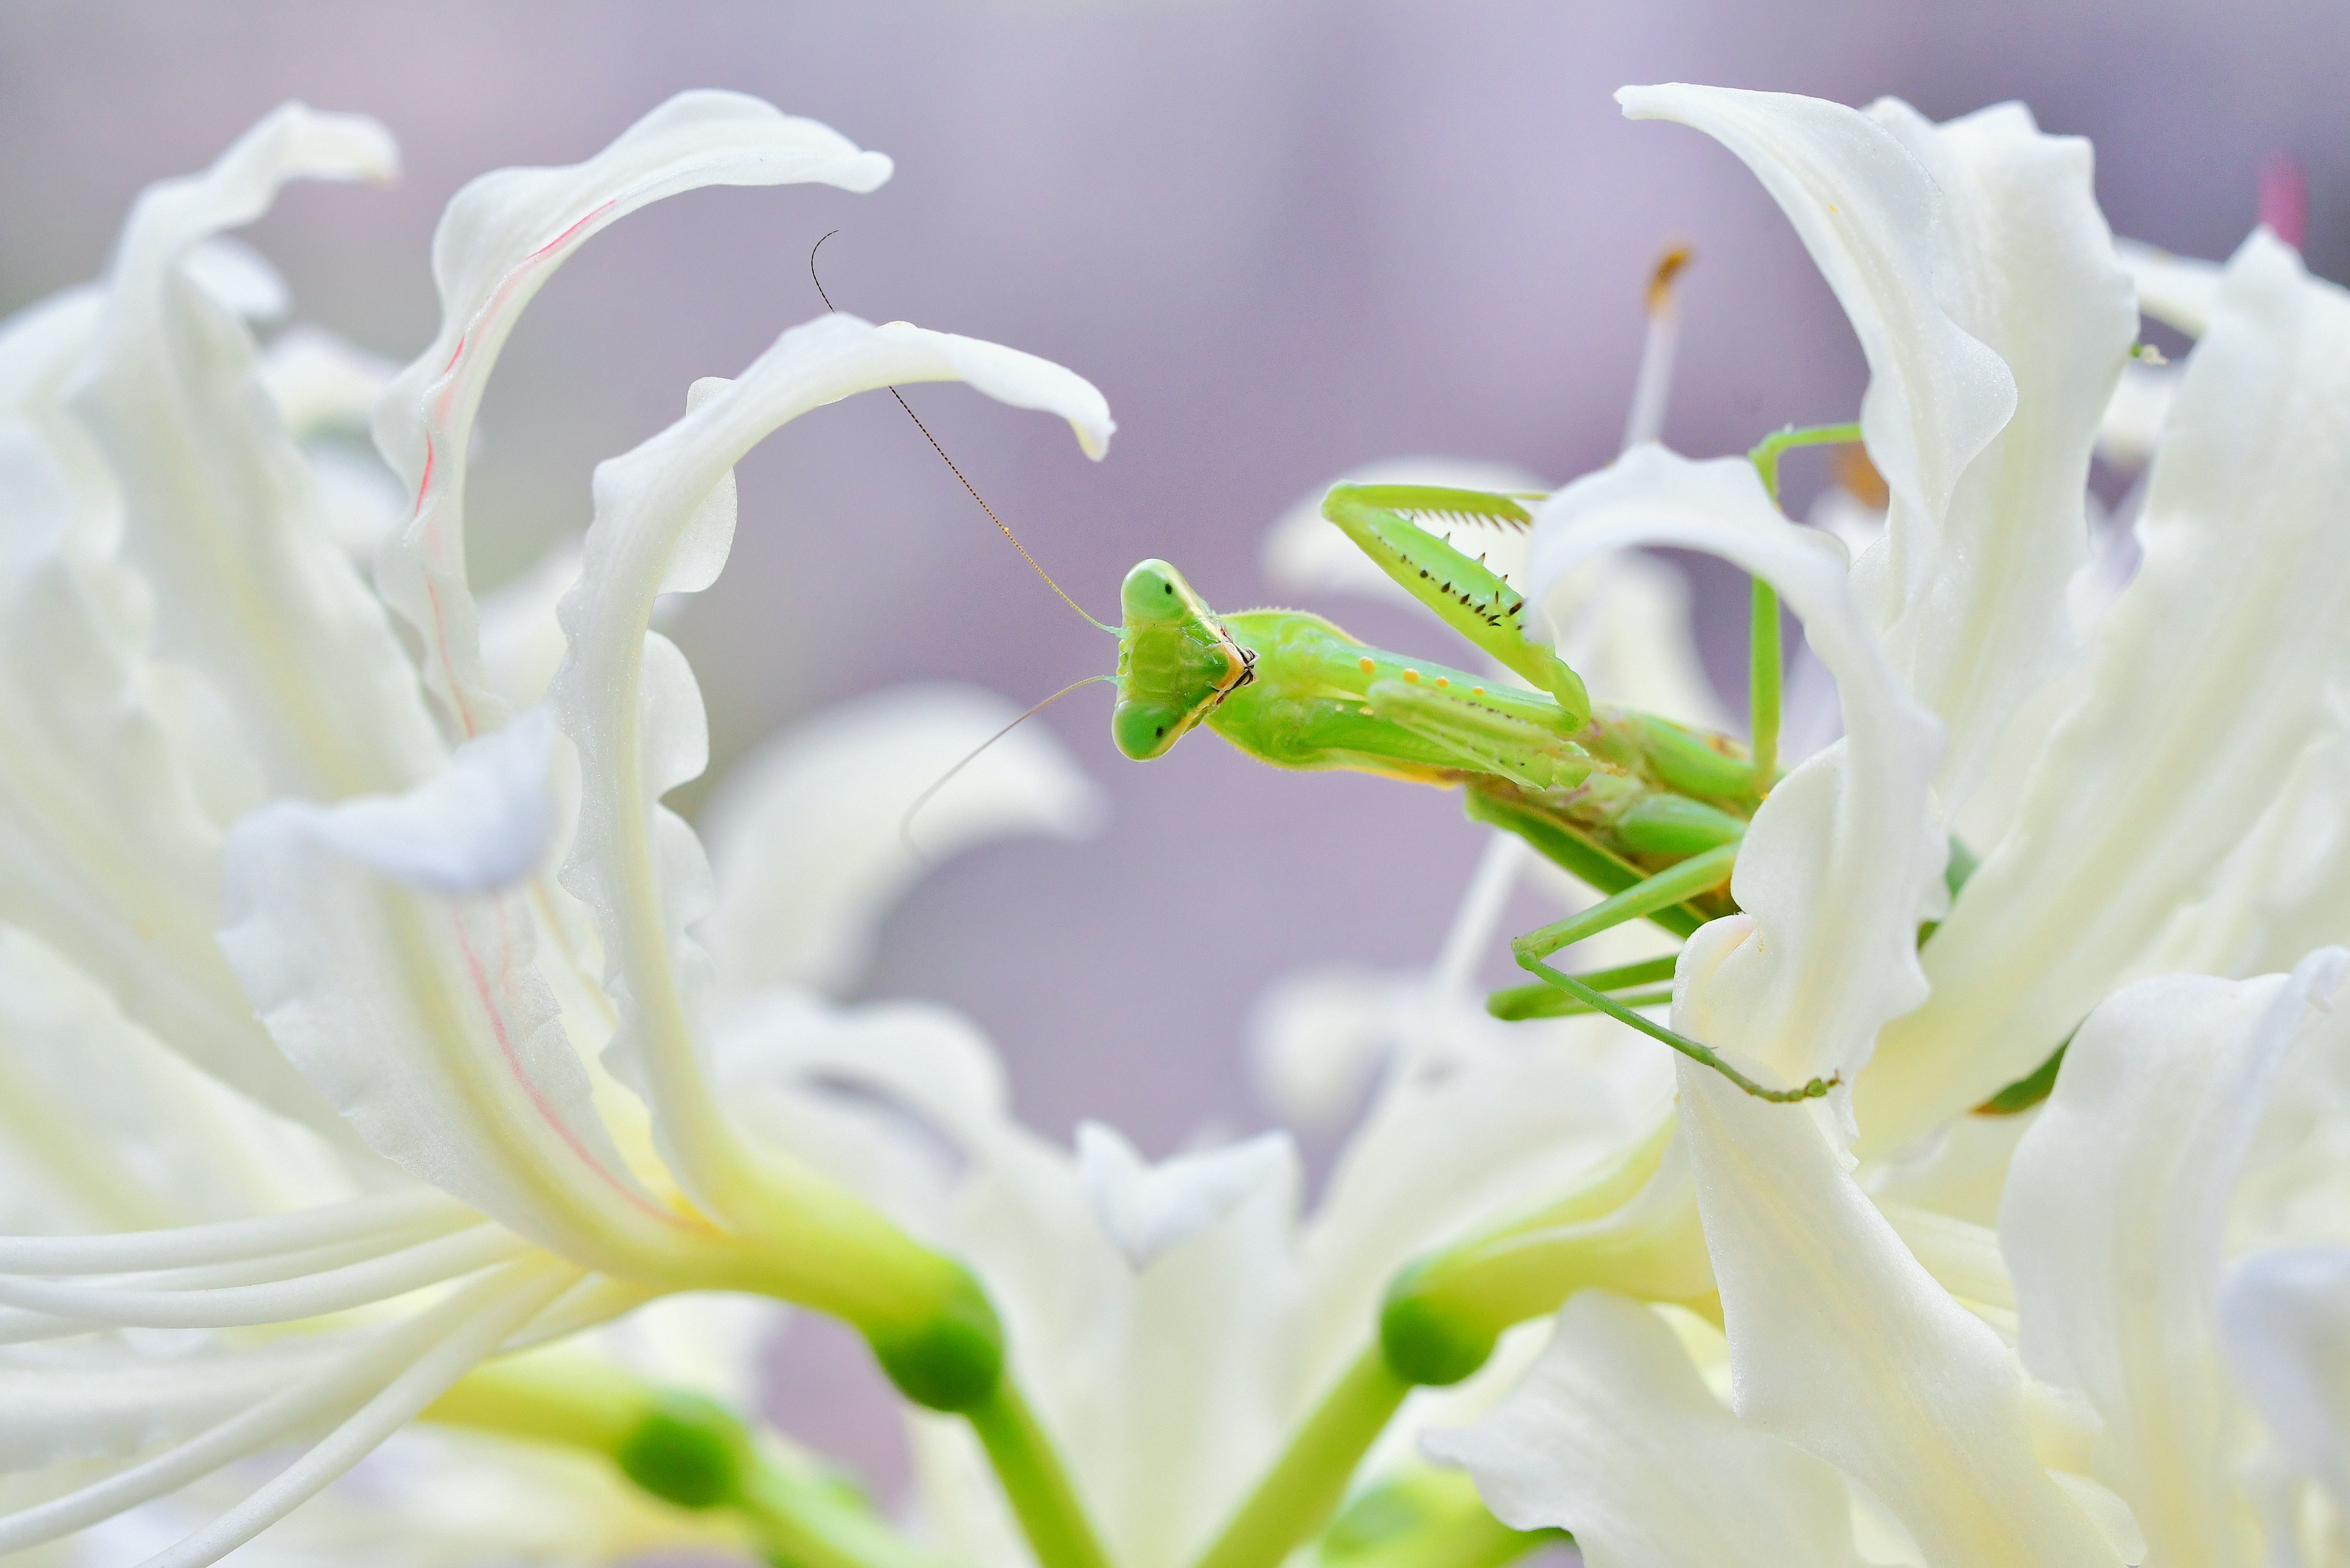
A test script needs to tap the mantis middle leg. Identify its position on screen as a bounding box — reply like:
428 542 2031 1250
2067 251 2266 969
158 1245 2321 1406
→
1502 842 1837 1102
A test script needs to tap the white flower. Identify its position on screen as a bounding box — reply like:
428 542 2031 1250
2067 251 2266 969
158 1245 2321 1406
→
1427 82 2350 1568
725 1008 1665 1568
0 91 1110 1566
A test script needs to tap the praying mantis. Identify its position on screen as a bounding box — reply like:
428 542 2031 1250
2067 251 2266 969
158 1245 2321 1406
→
806 233 1843 1103
1110 427 1866 1103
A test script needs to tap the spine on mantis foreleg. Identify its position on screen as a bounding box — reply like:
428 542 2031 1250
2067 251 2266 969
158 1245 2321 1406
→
1320 485 1591 726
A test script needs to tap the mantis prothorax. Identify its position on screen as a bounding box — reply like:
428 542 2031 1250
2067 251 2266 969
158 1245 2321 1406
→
1110 447 1852 1103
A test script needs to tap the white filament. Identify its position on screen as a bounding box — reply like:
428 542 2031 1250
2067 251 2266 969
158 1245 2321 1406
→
0 1189 473 1276
131 1260 576 1568
0 1226 526 1329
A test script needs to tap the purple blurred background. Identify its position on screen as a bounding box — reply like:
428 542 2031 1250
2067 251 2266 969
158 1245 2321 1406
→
2 0 2344 1486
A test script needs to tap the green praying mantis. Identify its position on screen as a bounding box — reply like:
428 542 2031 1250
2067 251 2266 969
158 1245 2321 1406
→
1107 426 1870 1103
807 233 1842 1103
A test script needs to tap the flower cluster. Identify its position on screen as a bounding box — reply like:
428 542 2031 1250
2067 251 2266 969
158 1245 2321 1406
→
4 73 2349 1568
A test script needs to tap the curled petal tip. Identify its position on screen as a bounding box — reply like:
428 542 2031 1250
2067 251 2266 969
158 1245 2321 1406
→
232 707 558 895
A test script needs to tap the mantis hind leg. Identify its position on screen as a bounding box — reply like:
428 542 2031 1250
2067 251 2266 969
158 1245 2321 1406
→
1498 841 1838 1103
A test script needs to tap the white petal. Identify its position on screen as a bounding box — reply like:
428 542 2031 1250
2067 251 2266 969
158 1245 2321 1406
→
1288 955 1690 1386
2002 952 2348 1564
1245 964 1411 1132
763 1023 1292 1568
589 1291 785 1403
1679 1061 2124 1566
932 1121 1304 1568
2097 359 2182 471
0 288 343 1135
476 541 584 714
373 91 892 744
2221 1247 2350 1514
256 325 397 440
714 987 1011 1141
1857 234 2350 1152
233 707 556 895
0 929 354 1235
1556 548 1726 731
305 441 410 564
179 237 288 324
699 682 1103 995
712 987 1012 1236
2119 238 2225 337
67 102 446 799
1426 1291 1873 1568
2140 707 2350 982
1618 85 2014 528
218 770 695 1272
1076 1124 1297 1271
1528 447 1944 1091
1859 99 2135 813
553 312 1110 1203
1863 1108 2040 1231
1261 457 1548 603
885 321 1114 460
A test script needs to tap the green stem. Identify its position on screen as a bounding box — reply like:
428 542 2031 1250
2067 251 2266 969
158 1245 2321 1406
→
966 1379 1116 1568
427 1351 934 1568
1746 420 1862 498
1190 1348 1412 1568
1742 422 1857 797
1379 1116 1682 1387
1321 1470 1564 1568
1748 576 1780 797
739 1463 951 1568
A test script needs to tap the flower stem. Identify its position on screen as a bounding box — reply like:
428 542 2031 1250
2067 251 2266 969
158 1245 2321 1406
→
1187 1347 1412 1568
1748 575 1781 795
427 1350 938 1568
1379 1115 1685 1386
1742 421 1859 796
1322 1469 1564 1568
737 1461 952 1568
1746 420 1862 499
965 1378 1116 1568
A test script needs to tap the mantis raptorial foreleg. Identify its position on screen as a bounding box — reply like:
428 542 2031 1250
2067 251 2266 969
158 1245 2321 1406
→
1319 484 1590 725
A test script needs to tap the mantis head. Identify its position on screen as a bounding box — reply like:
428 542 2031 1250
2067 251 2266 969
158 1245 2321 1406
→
1113 559 1252 760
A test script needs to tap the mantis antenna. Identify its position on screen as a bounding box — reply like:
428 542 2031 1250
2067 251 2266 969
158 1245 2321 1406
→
810 231 1114 633
899 674 1116 857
